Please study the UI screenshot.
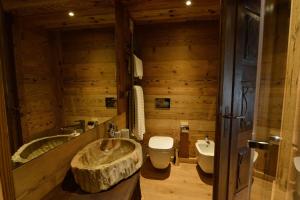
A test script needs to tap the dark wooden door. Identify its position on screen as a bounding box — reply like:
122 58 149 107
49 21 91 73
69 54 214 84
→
229 0 261 199
0 14 23 154
214 0 263 199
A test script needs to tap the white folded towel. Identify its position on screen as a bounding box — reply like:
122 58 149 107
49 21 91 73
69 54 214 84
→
133 85 145 140
133 54 143 79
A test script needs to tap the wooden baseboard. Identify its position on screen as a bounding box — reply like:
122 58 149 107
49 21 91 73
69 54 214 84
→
179 157 197 164
253 169 275 182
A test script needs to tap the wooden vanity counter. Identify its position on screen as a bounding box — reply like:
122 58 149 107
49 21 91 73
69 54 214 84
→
42 170 141 200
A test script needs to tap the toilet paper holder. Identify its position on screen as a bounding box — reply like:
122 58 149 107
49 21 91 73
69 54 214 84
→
180 124 189 133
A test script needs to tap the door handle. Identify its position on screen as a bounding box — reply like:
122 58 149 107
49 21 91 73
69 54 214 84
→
248 135 281 150
269 135 282 143
248 140 269 150
222 114 246 119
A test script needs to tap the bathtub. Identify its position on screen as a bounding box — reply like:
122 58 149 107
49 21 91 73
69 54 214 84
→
195 140 215 174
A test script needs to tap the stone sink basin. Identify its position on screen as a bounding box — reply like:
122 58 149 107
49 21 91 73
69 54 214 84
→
12 134 74 165
71 138 143 193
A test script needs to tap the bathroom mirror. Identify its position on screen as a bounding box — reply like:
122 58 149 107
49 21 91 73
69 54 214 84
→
2 2 118 168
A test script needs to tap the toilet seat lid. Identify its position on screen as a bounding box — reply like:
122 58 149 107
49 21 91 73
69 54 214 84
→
149 136 174 150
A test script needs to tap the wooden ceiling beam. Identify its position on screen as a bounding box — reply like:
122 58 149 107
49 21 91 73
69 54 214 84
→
124 0 220 11
126 0 220 24
2 0 114 16
16 7 115 30
3 0 74 11
3 0 220 28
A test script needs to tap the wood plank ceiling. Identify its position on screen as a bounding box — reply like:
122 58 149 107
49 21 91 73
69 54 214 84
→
2 0 116 29
124 0 220 24
1 0 220 29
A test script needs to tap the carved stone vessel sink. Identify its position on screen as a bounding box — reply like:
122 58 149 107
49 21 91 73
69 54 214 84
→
12 135 73 165
71 138 143 193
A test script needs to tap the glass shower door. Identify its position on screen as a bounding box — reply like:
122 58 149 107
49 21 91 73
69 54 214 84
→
250 0 292 199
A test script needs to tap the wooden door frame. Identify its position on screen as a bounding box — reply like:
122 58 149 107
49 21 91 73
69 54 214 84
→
2 13 23 155
115 0 132 127
0 4 16 200
214 0 265 199
213 0 238 199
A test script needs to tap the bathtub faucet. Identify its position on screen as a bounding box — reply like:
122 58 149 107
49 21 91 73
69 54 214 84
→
61 120 85 133
205 135 210 145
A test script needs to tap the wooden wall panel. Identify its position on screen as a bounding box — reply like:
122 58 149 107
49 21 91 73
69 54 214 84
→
13 21 61 143
136 21 219 157
60 27 117 125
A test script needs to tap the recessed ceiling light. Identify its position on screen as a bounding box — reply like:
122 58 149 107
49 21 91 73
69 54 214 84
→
186 0 192 6
68 11 75 17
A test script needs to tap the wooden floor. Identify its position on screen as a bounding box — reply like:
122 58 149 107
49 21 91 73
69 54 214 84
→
250 177 273 200
140 159 213 200
140 159 284 200
250 177 295 200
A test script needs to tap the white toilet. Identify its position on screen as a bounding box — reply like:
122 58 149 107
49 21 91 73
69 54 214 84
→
148 136 174 169
294 157 300 198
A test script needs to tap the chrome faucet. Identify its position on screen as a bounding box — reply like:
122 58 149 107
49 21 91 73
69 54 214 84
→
108 122 117 138
205 135 210 145
61 120 85 133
